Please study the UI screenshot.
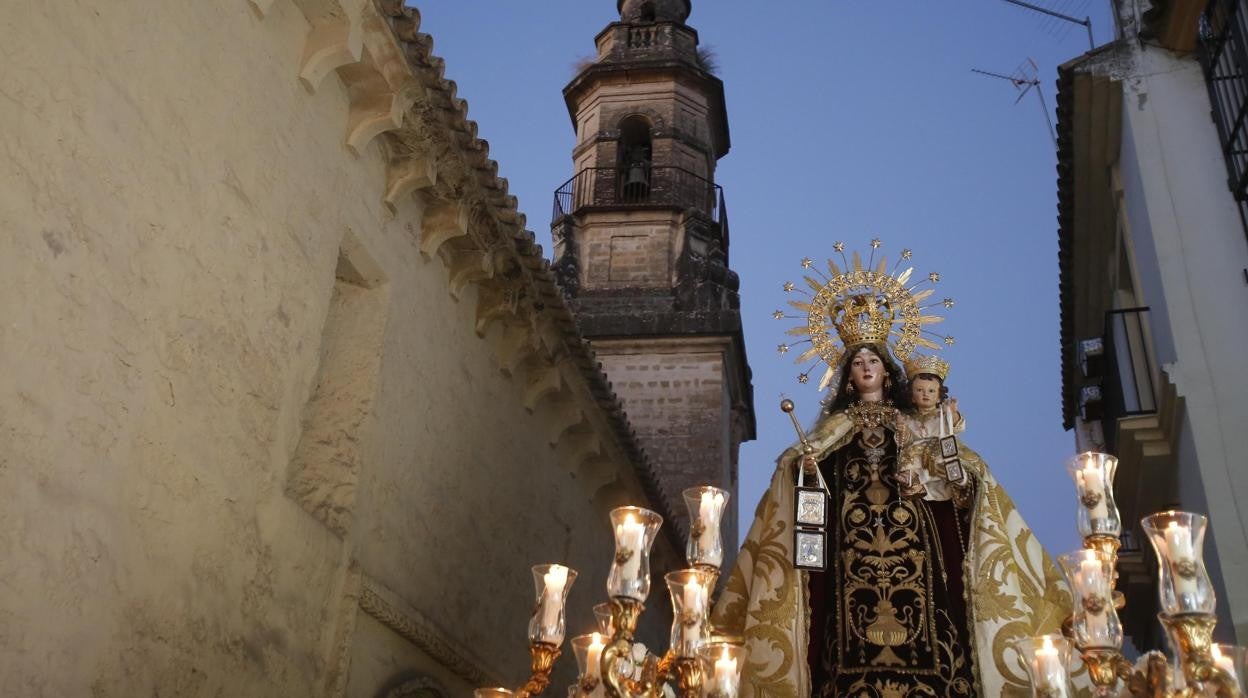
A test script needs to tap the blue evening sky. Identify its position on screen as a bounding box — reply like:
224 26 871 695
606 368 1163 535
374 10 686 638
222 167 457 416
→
413 1 1115 558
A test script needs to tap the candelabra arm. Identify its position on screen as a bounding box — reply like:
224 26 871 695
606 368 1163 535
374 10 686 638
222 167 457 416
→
654 649 676 686
1082 648 1128 693
672 657 703 698
602 597 645 698
1152 613 1243 698
515 642 560 698
1120 651 1171 698
1185 661 1242 698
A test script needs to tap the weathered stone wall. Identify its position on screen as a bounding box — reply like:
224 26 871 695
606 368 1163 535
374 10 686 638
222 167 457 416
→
593 339 740 550
0 1 676 695
570 79 717 179
578 210 682 289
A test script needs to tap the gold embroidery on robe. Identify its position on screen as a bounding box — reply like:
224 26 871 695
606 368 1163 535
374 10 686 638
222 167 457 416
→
712 412 1085 697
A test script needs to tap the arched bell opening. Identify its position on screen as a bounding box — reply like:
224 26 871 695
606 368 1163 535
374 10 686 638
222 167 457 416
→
617 115 652 203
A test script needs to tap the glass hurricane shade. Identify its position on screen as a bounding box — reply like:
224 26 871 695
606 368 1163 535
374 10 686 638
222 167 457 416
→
1014 635 1073 698
665 568 714 658
1141 511 1216 615
527 563 577 645
699 641 748 698
682 486 729 569
607 507 663 601
1057 549 1123 650
1066 452 1122 538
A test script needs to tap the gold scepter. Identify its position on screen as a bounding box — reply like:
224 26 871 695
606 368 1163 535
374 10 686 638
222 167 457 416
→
781 398 829 571
780 398 816 472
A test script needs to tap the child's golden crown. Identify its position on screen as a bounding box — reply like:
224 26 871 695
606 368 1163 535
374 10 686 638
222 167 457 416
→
904 354 951 381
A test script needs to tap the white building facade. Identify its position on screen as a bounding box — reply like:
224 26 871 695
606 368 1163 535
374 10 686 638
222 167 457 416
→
1056 0 1248 647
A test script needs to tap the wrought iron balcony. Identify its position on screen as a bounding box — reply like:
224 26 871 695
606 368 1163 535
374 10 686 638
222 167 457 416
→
1102 307 1157 453
1199 0 1248 242
551 165 727 235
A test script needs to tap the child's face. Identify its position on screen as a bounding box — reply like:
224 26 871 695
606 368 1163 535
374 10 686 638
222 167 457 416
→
911 377 942 409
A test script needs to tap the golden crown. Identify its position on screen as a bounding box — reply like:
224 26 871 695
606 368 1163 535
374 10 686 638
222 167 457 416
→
773 240 955 389
832 294 896 348
904 354 950 381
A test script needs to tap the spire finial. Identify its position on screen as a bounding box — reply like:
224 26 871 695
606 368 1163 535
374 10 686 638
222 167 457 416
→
617 0 690 23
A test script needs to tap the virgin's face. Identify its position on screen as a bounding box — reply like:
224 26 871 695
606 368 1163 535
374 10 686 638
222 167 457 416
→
911 377 942 409
848 349 886 394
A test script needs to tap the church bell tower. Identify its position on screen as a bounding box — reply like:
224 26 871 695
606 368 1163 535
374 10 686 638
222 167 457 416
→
552 0 755 547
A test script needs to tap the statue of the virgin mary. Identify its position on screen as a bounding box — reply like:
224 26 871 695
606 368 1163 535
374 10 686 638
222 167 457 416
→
711 245 1073 697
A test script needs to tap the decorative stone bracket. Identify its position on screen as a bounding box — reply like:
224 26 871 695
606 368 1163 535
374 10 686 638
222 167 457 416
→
250 0 681 557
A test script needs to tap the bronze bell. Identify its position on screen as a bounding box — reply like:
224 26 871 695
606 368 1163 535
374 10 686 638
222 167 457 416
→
622 162 650 199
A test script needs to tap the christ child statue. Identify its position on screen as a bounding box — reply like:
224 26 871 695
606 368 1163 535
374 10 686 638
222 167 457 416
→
897 356 971 505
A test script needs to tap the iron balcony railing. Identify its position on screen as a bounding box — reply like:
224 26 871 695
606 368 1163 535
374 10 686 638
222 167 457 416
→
551 165 727 231
1102 307 1157 452
1198 0 1248 242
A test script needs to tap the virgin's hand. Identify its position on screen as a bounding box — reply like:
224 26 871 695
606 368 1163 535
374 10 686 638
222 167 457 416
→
800 455 818 475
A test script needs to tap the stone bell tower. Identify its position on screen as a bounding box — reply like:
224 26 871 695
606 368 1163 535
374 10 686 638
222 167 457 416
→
551 0 755 548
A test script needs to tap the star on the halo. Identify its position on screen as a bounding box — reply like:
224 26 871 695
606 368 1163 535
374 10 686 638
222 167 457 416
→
800 257 813 269
944 336 956 345
928 272 941 282
870 238 882 249
833 241 845 253
797 372 810 384
901 248 913 260
783 281 795 292
772 309 784 319
777 344 790 354
943 298 955 308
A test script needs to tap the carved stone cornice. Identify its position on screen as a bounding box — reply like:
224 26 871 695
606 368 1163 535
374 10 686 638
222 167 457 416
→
359 577 503 688
249 0 681 549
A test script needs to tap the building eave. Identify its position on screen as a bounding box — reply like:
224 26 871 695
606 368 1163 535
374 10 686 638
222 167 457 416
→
344 3 687 551
1140 0 1204 53
1056 45 1125 428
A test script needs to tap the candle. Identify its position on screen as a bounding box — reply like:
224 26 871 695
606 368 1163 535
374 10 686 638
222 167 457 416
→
1163 521 1200 600
1032 636 1070 698
682 577 705 648
1164 521 1194 559
540 565 568 632
697 491 725 567
1077 551 1109 644
618 514 645 582
1077 458 1108 521
682 577 705 615
713 645 739 696
586 632 604 679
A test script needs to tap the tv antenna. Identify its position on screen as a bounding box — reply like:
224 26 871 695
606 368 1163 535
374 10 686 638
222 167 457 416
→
1000 0 1095 50
971 58 1056 147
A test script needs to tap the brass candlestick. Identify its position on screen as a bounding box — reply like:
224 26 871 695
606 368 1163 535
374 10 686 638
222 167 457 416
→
602 597 659 698
515 642 561 698
1160 614 1240 698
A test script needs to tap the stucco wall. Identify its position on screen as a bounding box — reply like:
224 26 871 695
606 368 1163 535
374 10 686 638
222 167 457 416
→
0 1 670 695
1119 47 1248 642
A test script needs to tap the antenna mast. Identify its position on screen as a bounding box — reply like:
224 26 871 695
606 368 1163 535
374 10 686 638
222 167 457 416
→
971 58 1056 146
1000 0 1096 50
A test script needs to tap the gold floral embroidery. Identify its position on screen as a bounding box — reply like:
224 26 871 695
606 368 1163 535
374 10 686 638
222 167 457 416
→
711 413 1079 698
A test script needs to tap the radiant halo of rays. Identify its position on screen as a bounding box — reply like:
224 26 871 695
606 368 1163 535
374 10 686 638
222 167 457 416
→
772 241 955 390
